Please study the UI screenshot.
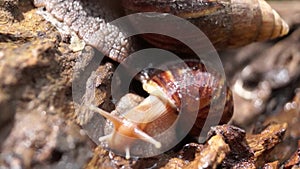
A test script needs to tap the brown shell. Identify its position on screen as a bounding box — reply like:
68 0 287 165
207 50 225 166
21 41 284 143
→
143 61 234 137
122 0 289 51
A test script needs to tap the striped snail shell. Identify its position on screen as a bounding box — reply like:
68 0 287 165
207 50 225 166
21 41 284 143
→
122 0 289 51
34 0 289 62
89 60 233 159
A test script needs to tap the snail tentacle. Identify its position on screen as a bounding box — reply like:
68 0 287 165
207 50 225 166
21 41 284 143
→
133 128 162 149
98 133 113 142
125 147 131 160
88 105 123 128
87 103 163 150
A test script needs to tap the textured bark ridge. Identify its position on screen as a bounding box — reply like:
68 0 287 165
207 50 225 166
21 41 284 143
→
33 0 131 63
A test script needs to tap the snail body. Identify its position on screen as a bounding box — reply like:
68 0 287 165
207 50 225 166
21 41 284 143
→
89 60 233 158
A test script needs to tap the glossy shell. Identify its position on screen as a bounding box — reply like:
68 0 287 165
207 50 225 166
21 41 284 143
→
122 0 289 51
143 60 234 137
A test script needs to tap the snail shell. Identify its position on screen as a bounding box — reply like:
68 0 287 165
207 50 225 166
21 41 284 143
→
34 0 289 62
88 60 233 158
122 0 289 51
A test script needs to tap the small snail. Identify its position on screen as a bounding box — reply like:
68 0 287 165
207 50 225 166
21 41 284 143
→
87 60 233 159
33 0 289 62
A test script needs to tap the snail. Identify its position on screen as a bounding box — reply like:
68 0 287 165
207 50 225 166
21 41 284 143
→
33 0 289 62
122 0 289 51
87 60 233 159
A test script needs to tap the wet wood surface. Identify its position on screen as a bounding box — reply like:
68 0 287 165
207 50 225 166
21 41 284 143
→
0 0 299 169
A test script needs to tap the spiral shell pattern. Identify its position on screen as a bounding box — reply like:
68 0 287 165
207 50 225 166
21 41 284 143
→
123 0 289 50
143 61 234 136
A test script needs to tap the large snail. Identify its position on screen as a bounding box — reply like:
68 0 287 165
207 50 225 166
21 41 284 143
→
33 0 289 63
33 0 286 159
123 0 290 51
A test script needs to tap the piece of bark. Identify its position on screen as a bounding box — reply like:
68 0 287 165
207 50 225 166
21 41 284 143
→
207 124 287 168
0 3 95 168
184 134 230 169
247 123 288 160
263 161 279 169
208 125 255 167
256 89 300 164
284 140 300 169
